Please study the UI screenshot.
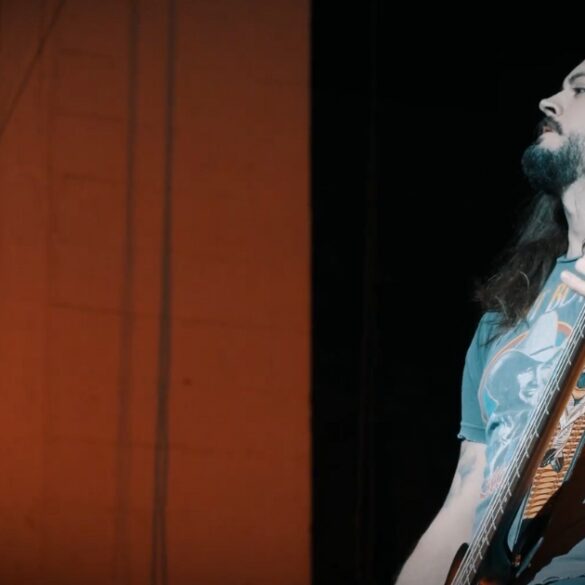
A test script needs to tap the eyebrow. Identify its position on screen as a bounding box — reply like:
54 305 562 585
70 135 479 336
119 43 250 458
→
563 72 585 89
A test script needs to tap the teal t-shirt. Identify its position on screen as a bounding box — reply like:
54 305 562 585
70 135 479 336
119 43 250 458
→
459 254 585 582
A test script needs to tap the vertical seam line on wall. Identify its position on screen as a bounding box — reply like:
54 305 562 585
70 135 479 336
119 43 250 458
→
0 0 3 54
41 0 59 578
114 0 139 583
151 0 176 583
355 0 380 582
0 0 66 142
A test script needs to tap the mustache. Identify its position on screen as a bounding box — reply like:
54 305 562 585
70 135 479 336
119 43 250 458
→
537 117 563 136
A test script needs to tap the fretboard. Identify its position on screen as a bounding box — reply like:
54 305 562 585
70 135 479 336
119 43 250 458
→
452 303 585 585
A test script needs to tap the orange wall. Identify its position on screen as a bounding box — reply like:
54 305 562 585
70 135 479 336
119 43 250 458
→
0 0 310 583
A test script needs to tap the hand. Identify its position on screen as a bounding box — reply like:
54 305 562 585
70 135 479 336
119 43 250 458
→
561 257 585 295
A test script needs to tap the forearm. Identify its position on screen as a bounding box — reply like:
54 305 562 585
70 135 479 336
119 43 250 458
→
395 441 486 585
394 508 473 585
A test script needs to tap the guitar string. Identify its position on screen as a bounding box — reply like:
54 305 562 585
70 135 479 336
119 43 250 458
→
456 306 585 583
452 303 585 585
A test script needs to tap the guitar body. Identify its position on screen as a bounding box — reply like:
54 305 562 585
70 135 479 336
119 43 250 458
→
446 442 585 585
512 437 585 585
445 341 585 585
444 544 468 585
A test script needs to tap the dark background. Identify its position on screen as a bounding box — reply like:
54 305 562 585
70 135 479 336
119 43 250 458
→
311 4 585 584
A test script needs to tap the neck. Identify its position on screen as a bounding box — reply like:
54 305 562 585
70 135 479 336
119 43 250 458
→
562 176 585 258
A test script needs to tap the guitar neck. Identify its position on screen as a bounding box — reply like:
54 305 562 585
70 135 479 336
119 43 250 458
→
451 306 585 585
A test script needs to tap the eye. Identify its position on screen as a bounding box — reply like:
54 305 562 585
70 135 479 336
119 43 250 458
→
574 87 585 95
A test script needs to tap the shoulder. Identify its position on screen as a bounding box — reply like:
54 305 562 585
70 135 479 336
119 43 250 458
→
471 311 502 350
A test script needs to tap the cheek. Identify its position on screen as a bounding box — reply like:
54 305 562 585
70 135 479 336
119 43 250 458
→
563 109 585 136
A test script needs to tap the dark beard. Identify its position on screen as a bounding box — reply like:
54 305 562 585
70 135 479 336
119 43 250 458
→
521 133 585 195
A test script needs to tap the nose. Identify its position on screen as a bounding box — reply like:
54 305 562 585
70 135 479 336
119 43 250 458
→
535 363 550 387
539 93 562 118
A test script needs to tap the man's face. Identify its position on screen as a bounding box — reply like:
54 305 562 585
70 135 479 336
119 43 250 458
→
521 59 585 194
538 59 585 150
517 360 555 405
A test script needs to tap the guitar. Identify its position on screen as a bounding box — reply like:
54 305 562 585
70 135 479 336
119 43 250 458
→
445 308 585 585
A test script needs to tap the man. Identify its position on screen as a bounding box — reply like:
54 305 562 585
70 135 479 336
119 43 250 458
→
395 58 585 585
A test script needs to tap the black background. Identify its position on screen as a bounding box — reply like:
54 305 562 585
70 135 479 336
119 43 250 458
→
311 5 585 584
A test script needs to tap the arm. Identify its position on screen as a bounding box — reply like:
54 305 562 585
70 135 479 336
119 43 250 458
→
394 439 487 585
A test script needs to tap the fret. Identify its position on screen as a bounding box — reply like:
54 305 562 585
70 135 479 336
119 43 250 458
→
461 563 475 583
453 306 585 584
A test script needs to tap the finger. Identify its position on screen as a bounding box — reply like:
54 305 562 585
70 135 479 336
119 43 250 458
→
561 270 585 296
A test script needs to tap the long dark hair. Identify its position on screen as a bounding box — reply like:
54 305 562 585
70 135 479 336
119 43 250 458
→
474 191 568 333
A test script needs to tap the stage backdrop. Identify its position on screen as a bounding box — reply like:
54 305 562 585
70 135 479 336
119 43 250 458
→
0 0 310 583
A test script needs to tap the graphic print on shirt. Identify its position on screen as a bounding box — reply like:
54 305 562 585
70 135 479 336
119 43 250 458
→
477 280 584 508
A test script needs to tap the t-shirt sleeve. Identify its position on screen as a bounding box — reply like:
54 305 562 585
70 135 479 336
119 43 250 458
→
457 313 496 444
